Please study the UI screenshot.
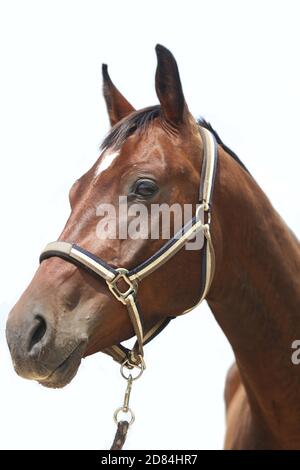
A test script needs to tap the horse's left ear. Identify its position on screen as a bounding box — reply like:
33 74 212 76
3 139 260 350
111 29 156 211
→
155 44 188 126
102 64 135 126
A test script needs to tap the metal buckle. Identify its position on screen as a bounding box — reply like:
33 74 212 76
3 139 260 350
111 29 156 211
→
107 268 137 305
196 201 211 225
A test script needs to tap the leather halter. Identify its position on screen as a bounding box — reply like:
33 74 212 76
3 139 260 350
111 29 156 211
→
40 126 218 369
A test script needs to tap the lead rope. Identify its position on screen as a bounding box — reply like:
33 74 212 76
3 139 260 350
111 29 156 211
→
111 421 130 450
110 359 145 450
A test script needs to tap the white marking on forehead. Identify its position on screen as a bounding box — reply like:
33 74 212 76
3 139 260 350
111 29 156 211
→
95 149 120 178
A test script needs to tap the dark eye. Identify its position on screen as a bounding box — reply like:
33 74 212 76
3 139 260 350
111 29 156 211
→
132 179 158 198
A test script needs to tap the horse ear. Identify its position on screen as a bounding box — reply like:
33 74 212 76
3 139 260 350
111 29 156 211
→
155 44 188 126
102 64 135 126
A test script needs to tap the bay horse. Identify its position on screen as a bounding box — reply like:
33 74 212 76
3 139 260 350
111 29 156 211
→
6 45 300 449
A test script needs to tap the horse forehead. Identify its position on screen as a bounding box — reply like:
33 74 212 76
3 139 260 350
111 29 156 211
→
93 129 189 181
94 148 120 178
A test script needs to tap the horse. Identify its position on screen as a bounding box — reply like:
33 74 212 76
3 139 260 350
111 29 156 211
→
6 44 300 449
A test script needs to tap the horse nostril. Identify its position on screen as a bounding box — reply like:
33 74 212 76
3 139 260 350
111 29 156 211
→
28 315 47 352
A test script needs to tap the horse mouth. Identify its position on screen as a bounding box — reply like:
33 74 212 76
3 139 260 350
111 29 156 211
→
38 341 87 389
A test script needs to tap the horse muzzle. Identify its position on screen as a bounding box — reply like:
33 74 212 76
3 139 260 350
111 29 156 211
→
6 301 88 388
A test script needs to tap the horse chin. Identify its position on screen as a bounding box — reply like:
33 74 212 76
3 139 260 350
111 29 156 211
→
38 341 87 389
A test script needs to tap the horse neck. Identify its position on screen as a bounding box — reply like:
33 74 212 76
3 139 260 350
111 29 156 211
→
207 146 300 442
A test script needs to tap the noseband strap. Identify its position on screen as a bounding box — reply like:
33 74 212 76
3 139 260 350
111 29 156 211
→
40 127 218 368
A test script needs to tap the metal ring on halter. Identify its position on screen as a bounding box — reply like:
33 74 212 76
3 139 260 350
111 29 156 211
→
106 268 138 305
113 406 135 426
121 357 145 381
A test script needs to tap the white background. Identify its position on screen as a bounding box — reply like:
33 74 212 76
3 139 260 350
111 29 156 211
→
0 0 299 450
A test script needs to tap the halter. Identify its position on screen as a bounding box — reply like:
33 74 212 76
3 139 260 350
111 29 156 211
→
40 126 217 448
40 126 218 370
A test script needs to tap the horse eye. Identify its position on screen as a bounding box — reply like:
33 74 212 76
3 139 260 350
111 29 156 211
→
133 179 158 198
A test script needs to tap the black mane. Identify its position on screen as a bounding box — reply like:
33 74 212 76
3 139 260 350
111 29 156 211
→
101 105 160 151
101 105 248 173
197 117 249 173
